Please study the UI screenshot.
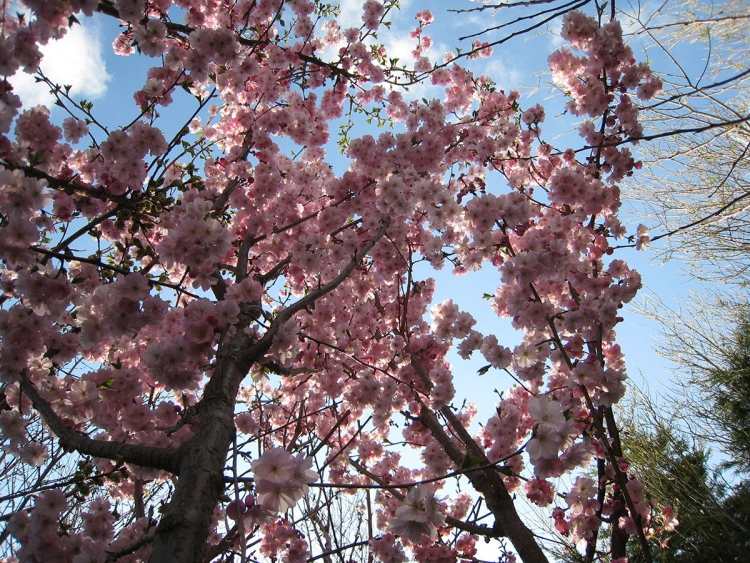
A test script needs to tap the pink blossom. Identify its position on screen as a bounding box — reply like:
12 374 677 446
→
252 448 317 512
389 486 445 542
362 1 385 31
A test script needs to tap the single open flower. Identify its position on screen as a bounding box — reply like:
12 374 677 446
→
388 486 445 542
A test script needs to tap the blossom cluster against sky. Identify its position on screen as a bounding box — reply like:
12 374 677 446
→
10 0 706 446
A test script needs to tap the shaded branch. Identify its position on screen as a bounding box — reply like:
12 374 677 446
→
19 372 180 474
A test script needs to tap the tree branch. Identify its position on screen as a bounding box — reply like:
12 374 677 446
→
19 372 180 474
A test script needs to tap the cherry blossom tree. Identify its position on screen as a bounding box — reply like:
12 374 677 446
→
0 1 671 562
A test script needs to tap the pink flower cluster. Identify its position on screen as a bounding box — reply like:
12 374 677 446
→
526 396 569 464
98 123 167 194
431 299 476 340
525 478 556 507
62 117 89 143
9 492 148 562
388 486 445 542
0 411 47 466
251 447 318 513
362 1 385 30
549 11 661 182
259 519 310 563
155 194 232 287
370 533 406 563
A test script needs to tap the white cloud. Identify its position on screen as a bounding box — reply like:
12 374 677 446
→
378 32 447 101
481 58 522 92
10 22 110 108
381 34 418 66
337 0 364 30
548 18 564 49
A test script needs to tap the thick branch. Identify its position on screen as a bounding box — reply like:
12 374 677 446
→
252 221 389 353
147 222 388 563
411 359 548 563
19 373 180 473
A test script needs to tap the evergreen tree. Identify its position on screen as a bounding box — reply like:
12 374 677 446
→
624 427 749 562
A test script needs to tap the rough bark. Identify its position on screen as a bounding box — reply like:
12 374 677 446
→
148 335 251 562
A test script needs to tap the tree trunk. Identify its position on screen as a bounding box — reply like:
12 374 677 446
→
147 235 381 561
149 330 260 563
148 404 235 562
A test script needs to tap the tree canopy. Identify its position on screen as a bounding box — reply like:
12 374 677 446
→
1 1 744 563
